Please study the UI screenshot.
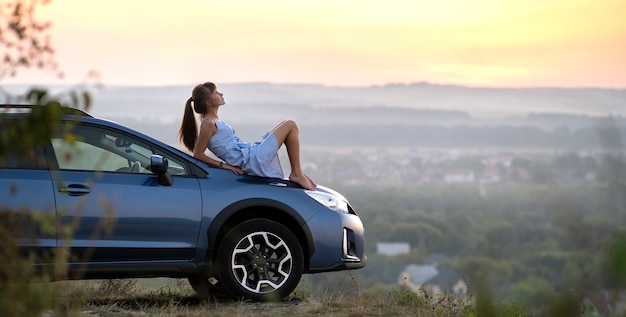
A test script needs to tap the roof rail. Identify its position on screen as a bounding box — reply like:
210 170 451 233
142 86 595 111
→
1 104 93 117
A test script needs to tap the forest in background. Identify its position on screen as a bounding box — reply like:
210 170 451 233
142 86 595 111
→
294 141 626 315
340 181 625 311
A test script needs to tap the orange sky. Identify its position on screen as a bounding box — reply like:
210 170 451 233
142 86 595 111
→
6 0 626 88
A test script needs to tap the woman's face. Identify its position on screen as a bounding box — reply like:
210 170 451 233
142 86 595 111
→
208 88 225 107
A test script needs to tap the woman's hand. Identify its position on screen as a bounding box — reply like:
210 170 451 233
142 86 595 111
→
223 163 244 175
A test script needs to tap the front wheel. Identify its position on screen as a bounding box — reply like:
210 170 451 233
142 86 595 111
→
217 219 304 302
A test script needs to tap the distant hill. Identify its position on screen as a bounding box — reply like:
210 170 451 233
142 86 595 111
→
4 83 625 149
81 82 626 123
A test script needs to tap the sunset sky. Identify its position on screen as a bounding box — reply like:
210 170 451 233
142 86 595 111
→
6 0 626 88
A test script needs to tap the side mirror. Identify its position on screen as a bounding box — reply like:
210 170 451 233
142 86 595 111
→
150 155 173 186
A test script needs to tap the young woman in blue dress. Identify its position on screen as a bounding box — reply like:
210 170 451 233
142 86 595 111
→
178 82 317 191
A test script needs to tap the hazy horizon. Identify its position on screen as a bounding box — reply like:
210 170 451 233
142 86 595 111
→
4 82 625 121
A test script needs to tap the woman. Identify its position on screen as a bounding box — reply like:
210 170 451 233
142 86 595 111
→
178 82 316 190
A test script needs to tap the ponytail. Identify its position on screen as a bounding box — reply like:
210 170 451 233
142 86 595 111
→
178 97 198 152
178 82 216 152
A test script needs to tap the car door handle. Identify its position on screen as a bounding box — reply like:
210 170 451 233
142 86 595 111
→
58 184 91 196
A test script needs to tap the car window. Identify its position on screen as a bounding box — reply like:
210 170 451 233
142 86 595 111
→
52 137 129 172
161 151 187 176
51 123 189 176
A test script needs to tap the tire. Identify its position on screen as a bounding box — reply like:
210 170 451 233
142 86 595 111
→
216 219 304 302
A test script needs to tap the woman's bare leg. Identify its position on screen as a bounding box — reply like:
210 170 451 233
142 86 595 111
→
270 120 316 190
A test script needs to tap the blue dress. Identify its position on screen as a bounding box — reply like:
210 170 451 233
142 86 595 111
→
206 119 284 178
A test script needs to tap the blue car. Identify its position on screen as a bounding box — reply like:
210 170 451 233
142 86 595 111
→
0 105 366 301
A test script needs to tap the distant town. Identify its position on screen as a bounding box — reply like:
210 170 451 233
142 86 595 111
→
302 146 622 189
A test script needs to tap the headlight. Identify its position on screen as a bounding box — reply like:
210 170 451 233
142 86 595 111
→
305 190 349 214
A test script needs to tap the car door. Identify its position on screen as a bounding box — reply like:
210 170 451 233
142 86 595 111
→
49 122 203 263
0 146 56 261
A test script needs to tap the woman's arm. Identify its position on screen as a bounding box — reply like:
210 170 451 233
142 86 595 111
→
193 119 221 167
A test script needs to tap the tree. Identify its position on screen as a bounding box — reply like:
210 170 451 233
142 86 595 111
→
0 0 99 155
1 1 97 315
0 0 59 82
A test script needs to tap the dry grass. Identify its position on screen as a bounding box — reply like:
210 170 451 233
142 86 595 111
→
43 278 481 317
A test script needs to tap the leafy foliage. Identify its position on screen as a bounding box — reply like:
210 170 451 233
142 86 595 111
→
343 179 626 315
0 1 96 316
0 0 59 81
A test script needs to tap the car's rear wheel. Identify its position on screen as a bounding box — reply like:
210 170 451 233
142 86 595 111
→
216 219 304 302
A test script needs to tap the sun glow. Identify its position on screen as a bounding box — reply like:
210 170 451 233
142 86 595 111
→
8 0 625 88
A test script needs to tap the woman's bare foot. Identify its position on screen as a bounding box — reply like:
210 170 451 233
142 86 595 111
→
290 173 315 190
305 173 317 188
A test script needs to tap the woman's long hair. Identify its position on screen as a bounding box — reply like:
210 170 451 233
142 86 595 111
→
178 82 216 152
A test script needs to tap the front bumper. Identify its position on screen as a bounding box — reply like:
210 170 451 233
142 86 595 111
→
303 208 366 273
